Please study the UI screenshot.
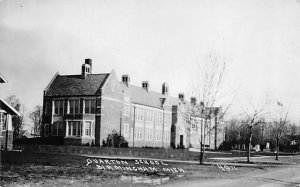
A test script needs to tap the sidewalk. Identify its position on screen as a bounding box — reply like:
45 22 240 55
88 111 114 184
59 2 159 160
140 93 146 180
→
207 155 298 165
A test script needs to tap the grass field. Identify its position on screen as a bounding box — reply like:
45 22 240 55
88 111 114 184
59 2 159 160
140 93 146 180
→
0 150 266 187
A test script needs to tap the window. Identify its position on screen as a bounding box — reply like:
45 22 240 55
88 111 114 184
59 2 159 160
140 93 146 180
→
85 99 96 114
150 111 153 122
54 100 64 114
52 122 64 136
69 100 80 114
145 128 149 140
130 107 134 119
141 109 143 121
155 129 161 141
135 108 144 121
135 108 139 120
136 109 139 120
134 127 138 139
146 110 152 122
0 113 6 132
145 127 153 140
124 104 130 116
45 102 51 115
165 114 171 125
134 127 143 140
44 124 49 137
123 124 129 138
149 128 153 140
155 112 160 123
68 121 82 137
164 130 170 141
85 121 92 136
139 127 143 139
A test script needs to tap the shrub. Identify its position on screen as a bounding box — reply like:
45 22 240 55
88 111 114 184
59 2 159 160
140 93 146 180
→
177 144 185 149
102 130 129 148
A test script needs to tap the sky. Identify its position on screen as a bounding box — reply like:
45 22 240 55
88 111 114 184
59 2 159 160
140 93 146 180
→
0 0 300 130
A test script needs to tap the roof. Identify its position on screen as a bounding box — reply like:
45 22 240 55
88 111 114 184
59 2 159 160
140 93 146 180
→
0 73 8 83
119 83 170 109
0 98 20 116
45 74 109 96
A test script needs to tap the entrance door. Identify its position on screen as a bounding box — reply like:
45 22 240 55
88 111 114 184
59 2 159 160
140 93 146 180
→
180 135 183 146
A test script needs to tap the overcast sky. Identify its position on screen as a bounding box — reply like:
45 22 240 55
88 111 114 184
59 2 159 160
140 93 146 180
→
0 0 300 129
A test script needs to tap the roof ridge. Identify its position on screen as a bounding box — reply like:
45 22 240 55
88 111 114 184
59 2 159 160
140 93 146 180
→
59 73 110 76
123 83 165 96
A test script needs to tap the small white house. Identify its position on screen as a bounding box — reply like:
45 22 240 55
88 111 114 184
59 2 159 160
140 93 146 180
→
0 73 20 150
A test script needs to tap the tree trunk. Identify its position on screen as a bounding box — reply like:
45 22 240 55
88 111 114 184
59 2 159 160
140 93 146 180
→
275 135 279 160
202 135 206 164
247 128 252 163
199 143 204 165
200 119 207 165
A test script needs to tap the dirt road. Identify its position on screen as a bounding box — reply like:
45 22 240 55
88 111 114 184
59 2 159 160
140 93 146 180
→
163 164 300 187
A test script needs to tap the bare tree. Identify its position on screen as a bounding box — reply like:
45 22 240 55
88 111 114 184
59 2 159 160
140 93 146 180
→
241 95 270 163
29 105 43 136
272 102 289 160
184 52 234 164
244 110 265 163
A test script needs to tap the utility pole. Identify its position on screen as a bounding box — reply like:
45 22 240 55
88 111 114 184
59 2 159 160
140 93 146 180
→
247 125 253 163
120 111 122 135
162 109 165 147
133 106 136 148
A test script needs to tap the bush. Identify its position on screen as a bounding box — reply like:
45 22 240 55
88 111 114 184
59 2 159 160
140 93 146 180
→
102 130 129 148
218 141 232 151
170 142 176 149
177 144 185 149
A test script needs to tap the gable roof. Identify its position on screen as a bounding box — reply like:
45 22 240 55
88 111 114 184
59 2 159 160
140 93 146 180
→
0 98 20 116
0 73 8 83
45 74 110 96
119 83 170 109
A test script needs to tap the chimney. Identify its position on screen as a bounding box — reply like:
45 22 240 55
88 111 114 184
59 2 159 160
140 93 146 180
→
191 97 196 105
142 81 149 92
81 58 92 79
122 74 130 86
162 82 169 95
85 59 92 72
178 93 184 101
